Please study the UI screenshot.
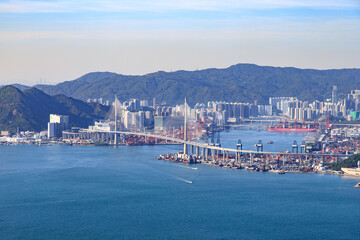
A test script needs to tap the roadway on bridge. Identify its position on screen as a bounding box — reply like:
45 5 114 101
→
81 129 348 157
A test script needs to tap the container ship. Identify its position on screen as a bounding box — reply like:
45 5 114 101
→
266 120 318 133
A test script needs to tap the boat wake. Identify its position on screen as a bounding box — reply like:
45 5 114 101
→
145 162 198 184
174 176 193 184
174 164 198 170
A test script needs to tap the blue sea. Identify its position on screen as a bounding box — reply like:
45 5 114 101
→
0 129 359 240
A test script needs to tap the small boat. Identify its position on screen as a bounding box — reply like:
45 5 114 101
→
278 170 285 174
267 141 274 144
186 181 192 184
354 182 360 188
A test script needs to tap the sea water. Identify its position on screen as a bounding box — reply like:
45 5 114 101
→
0 129 359 240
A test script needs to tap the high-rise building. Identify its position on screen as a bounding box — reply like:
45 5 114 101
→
47 114 69 138
153 97 156 109
123 111 145 130
332 85 338 104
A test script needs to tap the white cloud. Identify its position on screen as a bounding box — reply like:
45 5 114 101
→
0 0 358 13
1 16 359 42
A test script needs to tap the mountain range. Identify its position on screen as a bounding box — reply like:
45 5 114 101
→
16 64 358 106
2 63 359 132
0 86 109 133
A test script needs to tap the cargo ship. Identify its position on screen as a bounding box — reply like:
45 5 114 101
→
266 127 317 132
266 120 318 133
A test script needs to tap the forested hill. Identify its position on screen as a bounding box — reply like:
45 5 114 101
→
0 86 109 133
17 64 360 105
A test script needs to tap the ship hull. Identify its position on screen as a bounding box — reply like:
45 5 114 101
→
267 128 316 132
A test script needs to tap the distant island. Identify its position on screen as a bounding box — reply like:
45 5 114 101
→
8 63 360 105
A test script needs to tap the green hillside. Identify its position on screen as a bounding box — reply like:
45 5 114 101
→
33 64 360 105
327 154 360 171
0 86 109 133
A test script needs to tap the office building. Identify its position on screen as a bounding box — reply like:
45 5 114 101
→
47 114 69 138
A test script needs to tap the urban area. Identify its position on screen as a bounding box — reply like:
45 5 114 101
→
1 86 360 180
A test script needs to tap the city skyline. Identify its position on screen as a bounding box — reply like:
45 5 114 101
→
0 0 359 85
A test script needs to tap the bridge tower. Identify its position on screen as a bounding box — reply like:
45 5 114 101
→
183 98 188 155
237 139 243 150
237 139 243 160
210 138 215 161
114 95 118 145
215 132 221 158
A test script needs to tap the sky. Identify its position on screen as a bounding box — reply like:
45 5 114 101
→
0 0 359 85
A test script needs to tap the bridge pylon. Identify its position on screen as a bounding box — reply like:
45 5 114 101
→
237 139 243 156
183 98 188 155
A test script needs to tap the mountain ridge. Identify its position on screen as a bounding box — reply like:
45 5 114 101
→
7 63 360 105
0 86 109 133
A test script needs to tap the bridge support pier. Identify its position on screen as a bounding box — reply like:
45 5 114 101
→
196 146 199 157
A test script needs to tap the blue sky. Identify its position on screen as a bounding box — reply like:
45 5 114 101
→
0 0 359 85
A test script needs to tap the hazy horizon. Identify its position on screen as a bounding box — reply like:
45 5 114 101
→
3 62 360 87
1 0 359 86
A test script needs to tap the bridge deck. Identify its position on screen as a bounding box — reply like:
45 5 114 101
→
71 129 348 157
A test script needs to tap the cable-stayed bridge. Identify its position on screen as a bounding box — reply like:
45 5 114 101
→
63 97 349 163
63 128 347 160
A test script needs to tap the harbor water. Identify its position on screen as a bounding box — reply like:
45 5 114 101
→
0 129 359 240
